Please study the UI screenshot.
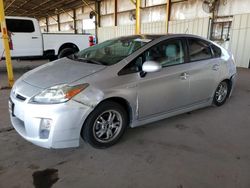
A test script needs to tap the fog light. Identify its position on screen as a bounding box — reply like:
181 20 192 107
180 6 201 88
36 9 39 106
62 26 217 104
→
40 118 52 139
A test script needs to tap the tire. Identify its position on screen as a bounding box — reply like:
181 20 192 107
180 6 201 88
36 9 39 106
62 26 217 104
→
58 48 77 59
82 101 128 148
48 56 57 61
213 81 229 106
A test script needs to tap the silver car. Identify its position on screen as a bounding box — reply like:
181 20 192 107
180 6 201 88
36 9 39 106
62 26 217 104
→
9 34 237 149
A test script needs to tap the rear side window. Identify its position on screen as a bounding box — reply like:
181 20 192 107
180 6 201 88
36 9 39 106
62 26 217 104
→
6 19 35 33
211 44 222 58
188 38 213 62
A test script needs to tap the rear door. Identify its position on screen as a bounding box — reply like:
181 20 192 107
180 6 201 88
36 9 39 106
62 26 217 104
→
6 18 43 57
186 38 220 104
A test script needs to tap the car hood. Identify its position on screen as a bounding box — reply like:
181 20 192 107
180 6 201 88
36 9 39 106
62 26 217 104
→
22 58 106 89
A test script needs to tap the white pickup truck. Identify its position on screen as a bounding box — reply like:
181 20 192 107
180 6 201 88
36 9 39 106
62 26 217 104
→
0 16 95 59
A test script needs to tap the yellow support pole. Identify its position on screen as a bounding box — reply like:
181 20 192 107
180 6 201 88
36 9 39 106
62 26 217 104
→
0 0 14 87
166 0 170 33
135 0 141 35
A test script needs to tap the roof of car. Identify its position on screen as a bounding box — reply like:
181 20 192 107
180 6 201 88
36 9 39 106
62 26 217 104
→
116 34 166 41
141 34 166 39
117 34 203 40
115 34 211 44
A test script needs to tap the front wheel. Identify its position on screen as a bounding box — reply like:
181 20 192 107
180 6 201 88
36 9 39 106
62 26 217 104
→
213 81 229 106
82 101 128 148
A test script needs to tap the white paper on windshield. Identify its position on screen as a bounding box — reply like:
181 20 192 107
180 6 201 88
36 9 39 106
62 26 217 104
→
134 38 152 43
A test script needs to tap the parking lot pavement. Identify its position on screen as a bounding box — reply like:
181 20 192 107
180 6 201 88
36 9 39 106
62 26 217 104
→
0 68 250 188
0 72 23 131
0 59 48 73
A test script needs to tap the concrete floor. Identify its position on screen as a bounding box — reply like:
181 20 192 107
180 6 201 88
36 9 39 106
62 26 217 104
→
0 59 49 70
0 67 250 188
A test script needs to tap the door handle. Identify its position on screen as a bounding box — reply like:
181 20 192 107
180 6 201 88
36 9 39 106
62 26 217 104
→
180 72 189 80
126 84 137 89
212 64 220 71
32 37 38 39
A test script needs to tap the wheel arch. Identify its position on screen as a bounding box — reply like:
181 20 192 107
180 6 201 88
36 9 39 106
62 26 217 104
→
99 97 133 126
80 96 133 145
58 43 79 55
220 78 232 97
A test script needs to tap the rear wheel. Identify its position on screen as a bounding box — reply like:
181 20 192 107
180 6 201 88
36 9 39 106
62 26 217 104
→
213 81 229 106
82 101 128 148
58 48 77 59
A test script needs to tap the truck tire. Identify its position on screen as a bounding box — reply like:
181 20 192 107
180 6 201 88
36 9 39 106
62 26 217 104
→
58 48 77 59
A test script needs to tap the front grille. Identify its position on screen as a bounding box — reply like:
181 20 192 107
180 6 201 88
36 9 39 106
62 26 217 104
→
16 94 27 101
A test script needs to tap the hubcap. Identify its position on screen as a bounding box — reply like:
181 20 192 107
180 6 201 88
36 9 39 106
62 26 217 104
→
215 82 228 103
93 110 122 143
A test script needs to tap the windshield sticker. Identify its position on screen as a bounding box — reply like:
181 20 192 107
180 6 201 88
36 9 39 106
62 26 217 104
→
134 38 152 43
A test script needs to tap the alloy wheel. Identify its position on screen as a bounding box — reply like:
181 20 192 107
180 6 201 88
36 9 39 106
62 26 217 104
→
215 82 228 103
93 110 123 143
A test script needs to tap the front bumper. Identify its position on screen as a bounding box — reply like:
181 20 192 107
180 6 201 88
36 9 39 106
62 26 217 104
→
9 96 93 149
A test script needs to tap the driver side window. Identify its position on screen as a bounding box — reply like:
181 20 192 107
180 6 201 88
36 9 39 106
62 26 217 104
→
119 39 185 76
145 39 185 67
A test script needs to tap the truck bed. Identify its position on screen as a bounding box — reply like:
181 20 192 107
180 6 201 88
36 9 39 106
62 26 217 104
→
43 33 92 56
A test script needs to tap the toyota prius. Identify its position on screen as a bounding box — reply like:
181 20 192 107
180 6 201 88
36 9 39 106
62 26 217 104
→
9 34 236 149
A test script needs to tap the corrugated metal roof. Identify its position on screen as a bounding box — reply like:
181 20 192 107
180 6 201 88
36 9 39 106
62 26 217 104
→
4 0 95 18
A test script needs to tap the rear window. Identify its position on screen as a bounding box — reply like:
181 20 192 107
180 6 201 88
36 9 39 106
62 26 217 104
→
188 38 213 62
5 19 35 33
211 44 222 58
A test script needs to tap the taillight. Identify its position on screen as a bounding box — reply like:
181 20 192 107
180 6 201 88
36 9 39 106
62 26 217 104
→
9 40 13 50
89 36 95 46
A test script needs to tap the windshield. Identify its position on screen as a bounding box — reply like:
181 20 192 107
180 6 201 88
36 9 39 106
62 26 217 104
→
71 36 152 66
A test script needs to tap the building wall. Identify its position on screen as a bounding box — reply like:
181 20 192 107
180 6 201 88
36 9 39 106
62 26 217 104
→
38 0 250 68
171 0 210 20
96 17 210 42
230 13 250 68
171 0 250 20
169 17 210 38
39 3 95 34
218 0 250 16
39 0 250 33
48 15 58 32
169 0 250 68
59 11 74 33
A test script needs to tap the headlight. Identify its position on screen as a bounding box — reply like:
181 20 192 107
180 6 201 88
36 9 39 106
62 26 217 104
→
30 83 89 104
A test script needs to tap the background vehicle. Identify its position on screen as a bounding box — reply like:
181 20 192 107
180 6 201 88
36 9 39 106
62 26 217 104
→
0 16 95 59
9 34 237 149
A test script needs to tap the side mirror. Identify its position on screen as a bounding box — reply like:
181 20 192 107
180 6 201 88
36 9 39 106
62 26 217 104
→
142 61 162 73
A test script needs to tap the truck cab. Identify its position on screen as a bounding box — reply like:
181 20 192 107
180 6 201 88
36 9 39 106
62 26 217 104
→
0 17 43 57
0 16 94 59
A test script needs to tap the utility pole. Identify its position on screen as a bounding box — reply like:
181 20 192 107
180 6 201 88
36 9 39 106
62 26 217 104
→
135 0 141 34
0 0 14 87
166 0 171 33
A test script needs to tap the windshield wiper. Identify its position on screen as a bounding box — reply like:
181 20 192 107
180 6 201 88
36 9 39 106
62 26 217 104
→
68 55 106 65
76 58 103 65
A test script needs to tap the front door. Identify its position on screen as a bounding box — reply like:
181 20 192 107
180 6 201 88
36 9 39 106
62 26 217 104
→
137 38 191 119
